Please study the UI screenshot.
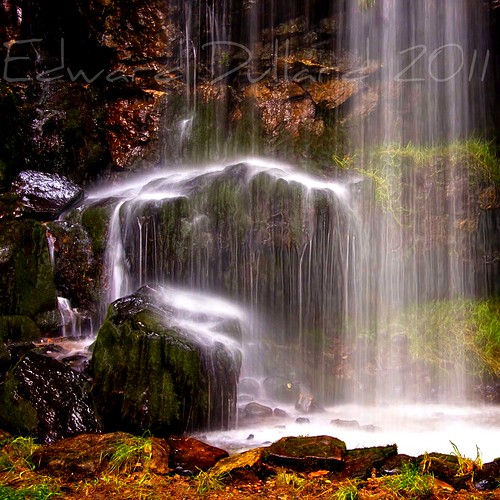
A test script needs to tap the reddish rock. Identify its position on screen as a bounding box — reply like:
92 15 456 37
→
243 80 317 138
105 92 166 168
167 436 229 473
306 78 360 109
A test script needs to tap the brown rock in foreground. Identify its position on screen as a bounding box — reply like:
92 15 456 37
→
167 436 228 473
266 435 346 470
33 432 170 480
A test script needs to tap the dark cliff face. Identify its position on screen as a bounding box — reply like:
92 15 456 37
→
0 0 346 183
0 0 498 184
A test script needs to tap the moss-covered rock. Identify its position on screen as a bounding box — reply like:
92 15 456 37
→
90 285 241 435
0 316 41 343
46 221 100 315
0 219 57 325
265 435 346 470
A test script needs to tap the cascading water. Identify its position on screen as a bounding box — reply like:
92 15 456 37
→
345 0 491 405
84 158 356 400
65 0 499 461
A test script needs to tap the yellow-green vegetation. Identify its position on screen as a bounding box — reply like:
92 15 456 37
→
333 479 360 500
0 484 60 500
107 434 153 475
358 0 376 9
194 469 226 494
450 441 483 477
335 139 500 214
275 469 308 490
0 436 39 473
381 462 435 499
0 436 62 499
402 298 500 380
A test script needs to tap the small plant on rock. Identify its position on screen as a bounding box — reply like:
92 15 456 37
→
107 434 153 475
382 462 434 499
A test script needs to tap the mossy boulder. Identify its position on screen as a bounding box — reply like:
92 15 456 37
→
265 435 346 470
0 316 41 343
0 219 57 327
90 285 242 435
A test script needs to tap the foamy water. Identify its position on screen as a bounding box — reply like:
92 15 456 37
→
200 403 500 463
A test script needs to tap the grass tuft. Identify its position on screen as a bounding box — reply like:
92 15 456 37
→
107 433 153 475
381 462 434 499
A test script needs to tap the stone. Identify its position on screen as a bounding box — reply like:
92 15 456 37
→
239 377 261 398
46 221 100 315
10 171 83 220
0 219 57 321
167 436 228 473
306 78 360 109
0 350 100 443
342 445 398 479
378 454 416 476
105 93 166 169
209 447 273 481
90 285 242 435
474 459 500 491
243 81 317 138
295 417 310 424
33 432 170 480
262 375 299 403
331 419 360 429
417 452 471 489
273 408 288 418
244 402 274 419
266 435 346 470
0 316 41 343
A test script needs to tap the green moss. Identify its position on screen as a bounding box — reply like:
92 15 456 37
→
0 220 57 319
0 374 39 436
383 298 500 381
338 139 500 214
0 316 41 342
81 206 111 257
91 305 211 433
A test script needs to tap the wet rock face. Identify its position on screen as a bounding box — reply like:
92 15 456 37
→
0 219 57 322
90 285 242 435
105 94 166 168
0 349 100 443
10 171 83 220
46 221 100 316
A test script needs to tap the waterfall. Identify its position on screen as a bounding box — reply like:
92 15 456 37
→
85 158 357 403
345 0 490 403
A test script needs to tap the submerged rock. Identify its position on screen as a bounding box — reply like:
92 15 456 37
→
0 350 100 443
91 285 242 435
10 171 83 220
